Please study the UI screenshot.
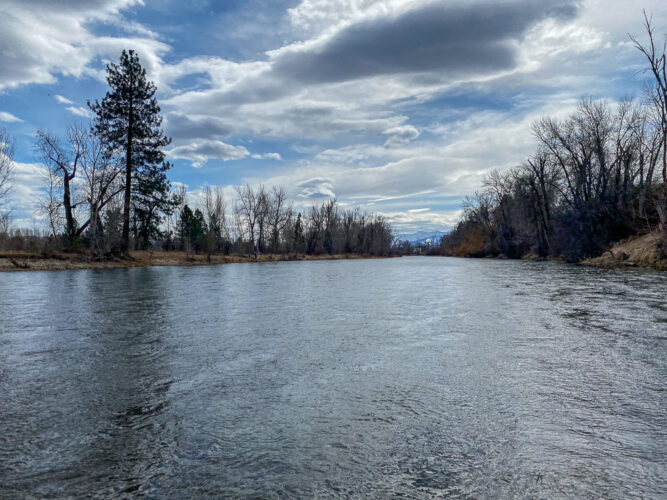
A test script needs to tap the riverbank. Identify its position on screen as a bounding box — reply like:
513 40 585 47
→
582 231 667 271
0 251 390 272
431 231 666 271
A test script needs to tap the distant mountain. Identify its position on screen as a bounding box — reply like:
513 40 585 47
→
395 230 448 246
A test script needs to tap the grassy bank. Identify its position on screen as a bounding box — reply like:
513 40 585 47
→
582 232 667 271
0 251 391 273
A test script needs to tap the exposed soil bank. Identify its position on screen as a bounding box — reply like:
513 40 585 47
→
583 231 667 271
0 251 390 273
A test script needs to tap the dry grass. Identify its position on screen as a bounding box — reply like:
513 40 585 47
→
583 231 667 271
0 250 389 273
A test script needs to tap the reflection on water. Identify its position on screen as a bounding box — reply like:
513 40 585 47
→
0 257 665 497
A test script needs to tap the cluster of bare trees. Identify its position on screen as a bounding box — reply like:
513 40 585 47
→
233 185 291 258
172 184 394 258
439 16 666 262
631 14 667 229
441 97 665 260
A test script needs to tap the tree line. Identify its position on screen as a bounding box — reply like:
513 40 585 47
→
436 15 666 262
0 50 394 258
172 187 393 258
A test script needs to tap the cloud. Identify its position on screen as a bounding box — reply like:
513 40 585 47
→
272 0 578 85
168 139 250 167
164 112 233 141
0 0 167 90
287 0 400 33
0 111 22 123
295 177 337 199
66 106 93 118
238 97 574 228
379 208 463 232
383 125 419 147
157 57 269 93
6 160 45 227
251 153 282 160
159 0 582 144
164 89 407 140
54 95 75 105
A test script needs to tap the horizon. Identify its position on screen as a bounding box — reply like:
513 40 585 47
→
1 0 666 233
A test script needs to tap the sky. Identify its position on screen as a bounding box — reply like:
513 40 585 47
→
0 0 666 233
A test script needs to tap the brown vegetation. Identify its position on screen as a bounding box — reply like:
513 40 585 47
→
583 231 667 270
0 250 392 273
452 227 486 257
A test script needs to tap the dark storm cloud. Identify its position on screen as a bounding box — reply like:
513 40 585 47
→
274 0 579 84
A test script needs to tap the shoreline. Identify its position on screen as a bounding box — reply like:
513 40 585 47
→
0 251 392 273
438 254 664 271
3 233 665 272
427 232 666 271
581 231 666 271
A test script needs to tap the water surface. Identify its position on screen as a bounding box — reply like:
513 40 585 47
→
0 257 665 497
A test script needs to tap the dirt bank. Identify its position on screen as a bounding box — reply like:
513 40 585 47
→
583 231 667 271
0 251 389 273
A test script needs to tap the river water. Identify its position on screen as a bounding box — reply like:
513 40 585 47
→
0 257 665 498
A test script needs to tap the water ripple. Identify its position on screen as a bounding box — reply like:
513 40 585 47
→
0 258 665 498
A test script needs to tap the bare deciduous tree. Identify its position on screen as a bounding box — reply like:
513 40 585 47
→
36 124 87 244
37 162 64 239
37 124 124 250
234 184 265 258
267 186 292 252
630 12 667 232
0 128 15 234
80 134 124 255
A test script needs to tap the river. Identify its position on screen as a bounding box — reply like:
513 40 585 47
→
0 257 665 497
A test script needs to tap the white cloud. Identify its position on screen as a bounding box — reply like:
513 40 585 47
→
383 125 419 147
54 95 75 105
0 0 168 90
287 0 420 35
6 160 45 227
0 111 22 123
251 152 282 160
66 106 93 118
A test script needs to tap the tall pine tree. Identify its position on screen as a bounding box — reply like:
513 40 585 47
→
88 50 171 253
